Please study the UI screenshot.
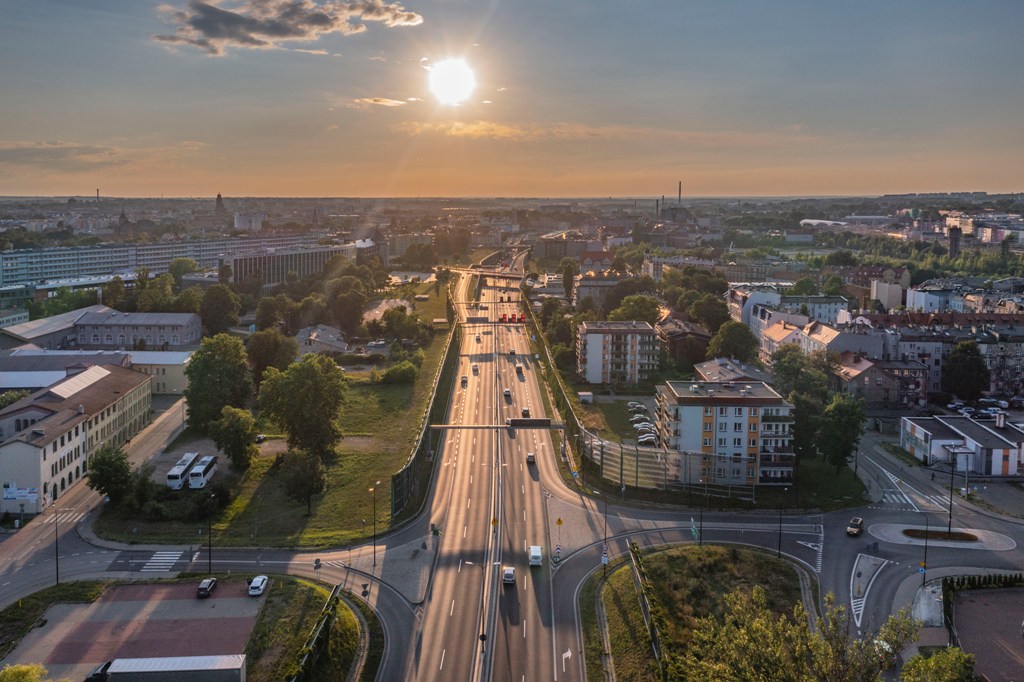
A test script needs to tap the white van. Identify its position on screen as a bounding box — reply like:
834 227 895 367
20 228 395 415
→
529 545 543 566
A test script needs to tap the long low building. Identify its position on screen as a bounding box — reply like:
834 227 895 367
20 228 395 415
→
0 364 153 514
900 414 1023 476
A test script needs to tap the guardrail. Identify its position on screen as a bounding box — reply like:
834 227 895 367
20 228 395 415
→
288 583 342 682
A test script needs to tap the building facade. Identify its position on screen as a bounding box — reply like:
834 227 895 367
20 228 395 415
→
221 243 356 292
576 321 659 385
75 311 202 351
655 381 794 487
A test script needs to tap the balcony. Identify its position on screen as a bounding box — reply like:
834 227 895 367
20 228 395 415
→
761 414 794 423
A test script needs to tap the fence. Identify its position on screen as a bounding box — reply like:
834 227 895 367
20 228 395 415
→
628 542 665 677
288 584 342 682
390 284 461 520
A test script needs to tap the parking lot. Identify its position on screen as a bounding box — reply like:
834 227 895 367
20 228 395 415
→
5 581 262 681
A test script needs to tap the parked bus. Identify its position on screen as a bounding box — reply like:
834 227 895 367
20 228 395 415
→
166 452 200 490
188 455 219 489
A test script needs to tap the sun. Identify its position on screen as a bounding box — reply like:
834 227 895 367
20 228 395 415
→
428 58 476 105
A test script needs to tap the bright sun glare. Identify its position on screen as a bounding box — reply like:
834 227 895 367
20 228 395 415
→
429 58 476 105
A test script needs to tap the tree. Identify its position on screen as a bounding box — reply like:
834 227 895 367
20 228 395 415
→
280 449 326 515
941 341 990 402
607 294 661 326
678 587 919 682
332 289 367 336
172 287 204 314
0 664 68 682
259 354 347 458
823 274 845 296
247 329 298 389
818 394 866 472
184 334 253 432
102 276 127 310
381 360 418 384
789 277 819 296
201 284 241 335
167 257 199 291
900 646 977 682
706 321 758 363
0 390 28 410
561 260 578 300
687 293 731 334
86 444 133 506
211 406 259 471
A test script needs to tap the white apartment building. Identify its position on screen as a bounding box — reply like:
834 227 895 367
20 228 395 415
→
0 364 153 514
576 321 659 385
655 381 794 487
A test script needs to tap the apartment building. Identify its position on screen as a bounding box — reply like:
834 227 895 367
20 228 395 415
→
0 364 152 513
655 381 794 487
901 414 1022 476
221 243 356 291
576 321 659 385
75 311 202 351
760 321 803 366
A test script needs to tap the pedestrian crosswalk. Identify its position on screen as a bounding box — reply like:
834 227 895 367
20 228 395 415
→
140 551 182 572
870 488 949 512
41 510 86 525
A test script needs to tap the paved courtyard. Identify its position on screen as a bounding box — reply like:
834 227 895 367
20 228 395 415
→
7 581 262 681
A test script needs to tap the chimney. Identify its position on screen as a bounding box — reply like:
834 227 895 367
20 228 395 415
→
78 404 84 414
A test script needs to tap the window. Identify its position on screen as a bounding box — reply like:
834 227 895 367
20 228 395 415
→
733 437 742 447
734 423 743 432
718 407 727 416
704 406 712 416
749 438 757 448
717 437 726 447
704 422 712 432
750 423 758 432
751 407 759 416
718 423 726 432
703 438 711 447
734 407 743 416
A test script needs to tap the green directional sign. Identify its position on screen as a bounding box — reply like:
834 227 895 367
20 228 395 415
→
690 517 699 541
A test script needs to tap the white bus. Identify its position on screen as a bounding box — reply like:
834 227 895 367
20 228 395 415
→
188 455 218 489
166 452 200 490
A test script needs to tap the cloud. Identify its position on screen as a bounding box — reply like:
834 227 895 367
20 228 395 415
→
397 121 821 147
153 0 423 56
0 140 204 173
353 97 408 107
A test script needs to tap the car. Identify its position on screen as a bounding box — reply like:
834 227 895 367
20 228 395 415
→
630 405 648 413
979 398 998 406
472 364 479 373
627 401 643 409
254 434 267 443
503 388 512 398
502 566 516 584
509 349 516 356
526 452 535 464
196 577 218 598
946 402 964 411
521 407 531 417
630 414 649 423
461 375 468 387
248 575 268 596
633 422 653 429
959 407 976 416
638 435 657 445
476 335 481 343
846 517 864 536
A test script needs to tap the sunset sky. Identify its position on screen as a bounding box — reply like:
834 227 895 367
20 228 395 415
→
1 1 1022 198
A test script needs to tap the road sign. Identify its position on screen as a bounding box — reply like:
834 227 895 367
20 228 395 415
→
919 561 926 568
556 544 561 554
571 470 578 478
919 567 926 574
601 555 608 565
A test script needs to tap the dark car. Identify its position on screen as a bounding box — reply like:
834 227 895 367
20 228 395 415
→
196 577 218 598
846 517 864 537
521 407 531 417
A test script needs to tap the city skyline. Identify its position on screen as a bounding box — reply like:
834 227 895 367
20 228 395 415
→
1 1 1022 198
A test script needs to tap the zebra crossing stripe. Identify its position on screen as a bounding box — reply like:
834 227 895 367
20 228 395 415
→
851 597 865 619
140 551 182 572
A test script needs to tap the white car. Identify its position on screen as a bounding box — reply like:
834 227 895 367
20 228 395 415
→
630 414 649 423
502 566 516 584
633 422 653 429
627 401 643 409
638 436 658 445
248 575 268 596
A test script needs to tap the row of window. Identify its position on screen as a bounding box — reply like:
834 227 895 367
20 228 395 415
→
79 334 182 345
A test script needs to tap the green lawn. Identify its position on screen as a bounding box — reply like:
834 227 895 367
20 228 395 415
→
589 546 803 681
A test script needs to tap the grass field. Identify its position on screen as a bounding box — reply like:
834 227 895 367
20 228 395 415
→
588 546 803 681
96 285 453 547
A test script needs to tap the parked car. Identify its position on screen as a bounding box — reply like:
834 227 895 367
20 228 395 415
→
196 577 218 598
248 575 268 596
627 401 642 409
630 414 649 422
633 423 653 431
946 402 964 411
846 517 864 537
959 407 976 416
638 435 658 445
254 434 267 443
1010 396 1024 408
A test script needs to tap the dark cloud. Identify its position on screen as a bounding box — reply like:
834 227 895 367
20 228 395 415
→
153 0 423 56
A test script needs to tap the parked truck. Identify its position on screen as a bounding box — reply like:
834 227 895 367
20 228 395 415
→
86 655 246 682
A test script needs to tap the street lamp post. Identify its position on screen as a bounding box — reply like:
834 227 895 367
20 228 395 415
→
777 488 788 558
948 456 956 534
207 493 214 575
922 513 930 586
370 481 381 567
54 507 60 586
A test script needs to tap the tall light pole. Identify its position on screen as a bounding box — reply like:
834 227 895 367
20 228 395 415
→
207 492 215 575
370 481 381 567
948 455 956 534
777 487 788 558
54 506 60 586
921 512 929 587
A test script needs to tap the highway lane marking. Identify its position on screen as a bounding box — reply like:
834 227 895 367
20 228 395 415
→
450 600 455 616
439 649 446 671
467 498 471 508
523 510 526 521
470 474 473 484
523 619 526 638
464 526 467 538
521 485 524 495
458 559 463 573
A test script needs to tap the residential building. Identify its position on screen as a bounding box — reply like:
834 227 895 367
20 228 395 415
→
578 250 613 272
749 304 808 346
832 352 928 408
74 311 201 351
901 414 1022 476
726 285 781 326
296 324 350 356
0 309 29 329
760 321 803 366
233 212 265 232
576 321 659 385
799 321 885 358
572 272 621 311
694 358 773 385
778 295 849 325
0 364 153 514
0 305 112 351
654 381 794 487
655 318 711 367
870 281 903 310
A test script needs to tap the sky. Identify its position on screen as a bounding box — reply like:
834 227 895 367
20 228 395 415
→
1 0 1022 198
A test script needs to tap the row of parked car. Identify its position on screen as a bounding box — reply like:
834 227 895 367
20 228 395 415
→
946 396 1023 420
628 401 659 446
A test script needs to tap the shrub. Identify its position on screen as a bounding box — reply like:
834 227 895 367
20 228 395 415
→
380 360 418 384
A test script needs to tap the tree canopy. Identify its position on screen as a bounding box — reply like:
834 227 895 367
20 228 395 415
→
211 406 259 471
941 341 990 402
687 293 731 334
184 334 253 432
789 277 819 296
706 321 758 363
259 353 347 458
0 664 68 682
818 394 867 472
280 449 326 515
607 294 661 326
200 284 241 335
85 444 133 506
247 328 299 390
